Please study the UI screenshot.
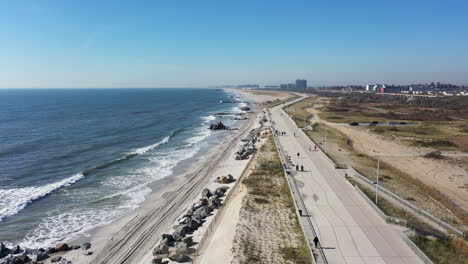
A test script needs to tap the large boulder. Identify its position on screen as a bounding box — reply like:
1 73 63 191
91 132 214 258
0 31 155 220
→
174 242 188 254
11 245 20 254
186 218 199 230
0 243 10 258
182 236 193 247
209 121 227 130
240 106 251 111
51 256 62 263
215 186 229 197
201 188 212 198
198 197 208 206
82 242 91 250
209 196 221 208
55 243 69 252
152 242 169 256
151 257 163 264
217 175 234 184
34 251 49 262
4 253 30 264
45 247 56 254
168 251 189 262
192 206 209 219
172 225 188 240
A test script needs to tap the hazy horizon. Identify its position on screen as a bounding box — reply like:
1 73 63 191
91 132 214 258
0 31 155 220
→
1 0 468 88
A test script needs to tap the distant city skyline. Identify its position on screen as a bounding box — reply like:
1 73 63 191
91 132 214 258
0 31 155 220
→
1 0 468 88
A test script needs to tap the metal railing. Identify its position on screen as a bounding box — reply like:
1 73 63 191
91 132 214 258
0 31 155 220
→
348 166 465 237
273 132 328 264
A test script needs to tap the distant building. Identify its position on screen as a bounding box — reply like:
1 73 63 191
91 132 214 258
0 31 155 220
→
280 84 288 90
296 79 307 89
287 83 295 90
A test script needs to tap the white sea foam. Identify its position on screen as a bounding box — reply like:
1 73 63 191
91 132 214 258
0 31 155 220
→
0 173 85 222
201 115 216 123
19 143 202 248
133 135 171 155
20 187 153 248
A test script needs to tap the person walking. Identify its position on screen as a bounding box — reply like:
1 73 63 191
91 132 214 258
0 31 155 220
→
313 236 319 248
296 165 299 170
297 152 300 158
314 145 317 151
301 165 304 171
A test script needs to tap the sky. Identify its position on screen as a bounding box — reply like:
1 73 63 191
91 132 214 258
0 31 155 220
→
1 0 468 88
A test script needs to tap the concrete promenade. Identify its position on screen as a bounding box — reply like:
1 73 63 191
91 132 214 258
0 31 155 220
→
269 98 424 264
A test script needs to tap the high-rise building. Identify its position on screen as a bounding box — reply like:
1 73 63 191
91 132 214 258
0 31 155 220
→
287 83 295 89
280 84 288 90
296 79 307 89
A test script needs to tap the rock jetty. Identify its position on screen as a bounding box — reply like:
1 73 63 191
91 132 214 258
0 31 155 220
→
209 121 227 130
151 185 230 263
0 242 92 264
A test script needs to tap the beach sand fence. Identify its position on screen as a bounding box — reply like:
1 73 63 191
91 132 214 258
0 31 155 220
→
191 146 259 262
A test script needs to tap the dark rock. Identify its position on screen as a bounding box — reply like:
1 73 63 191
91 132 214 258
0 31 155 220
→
51 256 62 263
5 253 30 264
152 242 168 256
35 251 49 262
81 243 91 250
60 258 71 264
0 243 10 258
209 196 221 208
186 218 199 230
11 246 20 254
55 243 69 252
193 206 209 219
172 225 188 241
240 106 251 111
151 257 162 264
71 245 81 250
45 247 57 254
214 187 228 197
209 121 227 130
201 188 212 198
161 234 174 242
199 198 208 206
84 251 93 256
182 236 193 247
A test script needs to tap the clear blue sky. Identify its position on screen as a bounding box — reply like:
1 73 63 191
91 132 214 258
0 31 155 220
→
1 0 467 88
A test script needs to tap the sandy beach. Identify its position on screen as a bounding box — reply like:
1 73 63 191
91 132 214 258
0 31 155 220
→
41 89 290 264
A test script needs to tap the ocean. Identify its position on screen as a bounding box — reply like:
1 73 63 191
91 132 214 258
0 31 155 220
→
0 88 247 248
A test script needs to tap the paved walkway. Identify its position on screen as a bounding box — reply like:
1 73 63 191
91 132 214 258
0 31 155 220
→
269 99 424 264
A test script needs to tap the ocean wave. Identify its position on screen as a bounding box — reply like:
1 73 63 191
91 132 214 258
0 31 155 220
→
132 135 171 155
201 115 216 123
19 144 200 248
19 184 151 248
0 133 175 222
0 173 85 222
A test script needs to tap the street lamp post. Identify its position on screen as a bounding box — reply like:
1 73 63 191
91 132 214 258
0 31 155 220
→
376 156 380 205
324 128 328 151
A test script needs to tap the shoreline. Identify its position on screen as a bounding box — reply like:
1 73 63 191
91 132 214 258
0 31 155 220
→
45 89 263 264
2 89 292 264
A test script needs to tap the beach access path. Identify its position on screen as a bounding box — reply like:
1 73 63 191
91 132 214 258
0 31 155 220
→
269 96 424 264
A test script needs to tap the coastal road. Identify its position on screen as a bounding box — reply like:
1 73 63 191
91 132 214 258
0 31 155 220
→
269 99 424 264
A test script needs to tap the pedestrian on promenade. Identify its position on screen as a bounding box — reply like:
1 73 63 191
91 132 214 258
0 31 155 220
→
314 145 317 151
296 165 299 170
301 165 304 171
313 236 319 248
297 152 300 158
